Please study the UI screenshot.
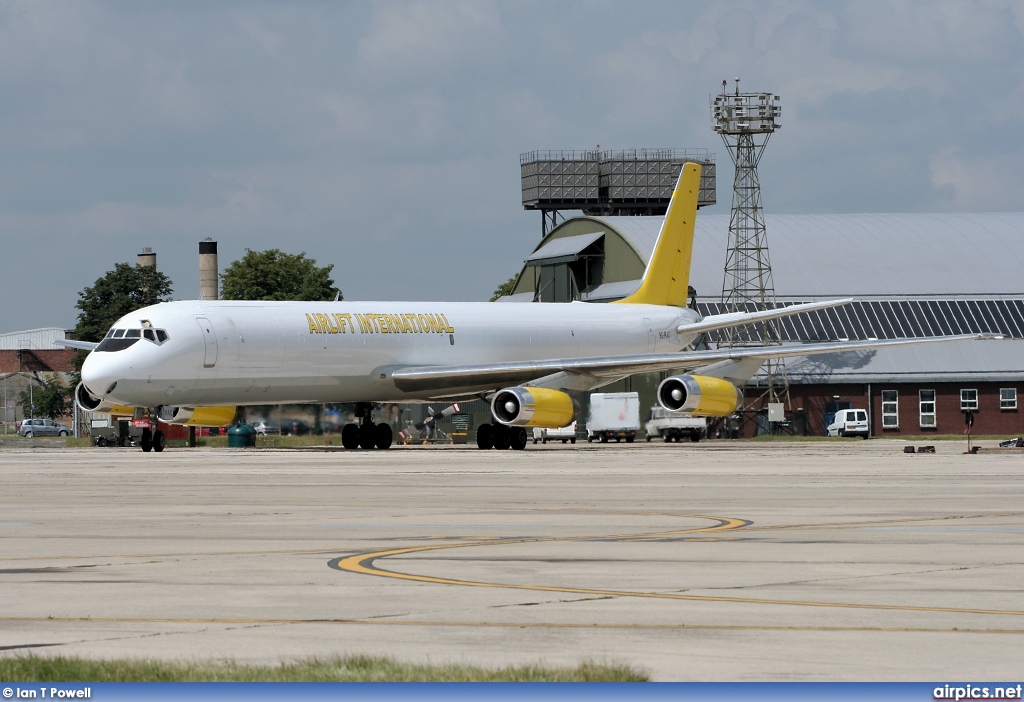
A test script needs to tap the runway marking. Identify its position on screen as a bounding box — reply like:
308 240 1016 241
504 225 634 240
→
2 616 1023 635
329 513 1024 617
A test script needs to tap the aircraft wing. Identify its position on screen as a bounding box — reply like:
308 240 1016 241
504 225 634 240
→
55 339 99 351
390 333 1001 394
676 298 855 336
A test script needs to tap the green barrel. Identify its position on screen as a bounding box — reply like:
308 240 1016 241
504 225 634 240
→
227 423 256 447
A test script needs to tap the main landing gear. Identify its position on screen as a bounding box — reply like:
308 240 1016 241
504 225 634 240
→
475 423 527 451
341 403 392 450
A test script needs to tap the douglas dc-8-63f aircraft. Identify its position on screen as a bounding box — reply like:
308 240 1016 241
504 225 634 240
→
65 164 996 452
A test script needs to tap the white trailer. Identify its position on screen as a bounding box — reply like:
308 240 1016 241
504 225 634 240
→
586 392 640 443
645 406 706 442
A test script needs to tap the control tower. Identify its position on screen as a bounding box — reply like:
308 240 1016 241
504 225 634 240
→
521 149 716 236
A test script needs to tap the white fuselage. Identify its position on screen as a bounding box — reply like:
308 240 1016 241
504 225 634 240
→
81 300 700 408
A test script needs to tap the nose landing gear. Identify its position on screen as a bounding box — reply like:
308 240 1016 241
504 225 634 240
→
139 425 165 453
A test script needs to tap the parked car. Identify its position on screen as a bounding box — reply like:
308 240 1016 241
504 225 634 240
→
532 421 578 444
826 409 869 438
18 418 72 437
281 419 311 436
250 420 281 436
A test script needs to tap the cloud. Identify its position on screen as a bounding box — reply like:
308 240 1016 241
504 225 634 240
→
0 0 1022 333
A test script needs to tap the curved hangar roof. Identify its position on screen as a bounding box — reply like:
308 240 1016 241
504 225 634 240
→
520 212 1024 299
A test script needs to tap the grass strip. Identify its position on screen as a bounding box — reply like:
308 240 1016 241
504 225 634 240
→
0 654 648 682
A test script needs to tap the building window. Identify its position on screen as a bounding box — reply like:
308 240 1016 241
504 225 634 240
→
1001 388 1017 410
919 390 936 428
881 390 898 428
960 389 978 411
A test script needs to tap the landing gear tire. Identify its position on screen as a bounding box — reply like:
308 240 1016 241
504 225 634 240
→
476 423 494 450
510 427 528 451
141 428 152 453
341 423 360 450
358 422 376 450
153 430 165 452
374 423 393 450
492 424 511 450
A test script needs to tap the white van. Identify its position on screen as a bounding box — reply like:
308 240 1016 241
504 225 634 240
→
826 409 869 438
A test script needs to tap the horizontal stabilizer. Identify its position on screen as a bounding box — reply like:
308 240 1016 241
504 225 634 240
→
677 298 855 336
55 339 99 351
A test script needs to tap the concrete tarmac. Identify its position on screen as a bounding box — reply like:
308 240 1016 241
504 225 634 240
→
0 440 1021 681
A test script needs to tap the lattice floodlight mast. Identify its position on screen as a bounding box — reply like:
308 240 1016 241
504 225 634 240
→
713 78 790 409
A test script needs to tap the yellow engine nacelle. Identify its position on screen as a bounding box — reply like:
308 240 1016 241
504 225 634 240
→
657 375 743 417
160 405 238 427
491 387 579 428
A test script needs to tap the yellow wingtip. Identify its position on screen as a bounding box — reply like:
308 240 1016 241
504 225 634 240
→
613 162 701 307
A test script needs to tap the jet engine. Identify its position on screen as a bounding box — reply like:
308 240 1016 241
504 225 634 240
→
491 387 578 428
657 375 743 417
75 382 134 415
160 405 238 427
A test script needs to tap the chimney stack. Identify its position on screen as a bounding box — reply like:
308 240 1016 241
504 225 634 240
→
199 238 218 300
137 247 156 268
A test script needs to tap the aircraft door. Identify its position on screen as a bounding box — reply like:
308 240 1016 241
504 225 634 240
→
643 317 655 352
196 317 218 368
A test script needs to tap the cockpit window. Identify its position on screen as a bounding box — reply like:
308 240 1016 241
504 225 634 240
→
96 336 139 352
96 326 170 352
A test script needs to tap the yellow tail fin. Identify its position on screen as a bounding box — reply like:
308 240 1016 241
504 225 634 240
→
613 162 700 307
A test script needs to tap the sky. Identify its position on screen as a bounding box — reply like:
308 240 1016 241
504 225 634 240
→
1 0 1022 333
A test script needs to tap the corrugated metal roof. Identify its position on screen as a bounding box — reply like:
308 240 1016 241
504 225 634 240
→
595 212 1024 297
0 327 68 350
525 231 603 264
775 339 1024 384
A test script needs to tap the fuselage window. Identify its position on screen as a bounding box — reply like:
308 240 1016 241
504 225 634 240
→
143 329 156 341
155 330 168 343
125 329 141 338
105 329 116 338
112 329 126 338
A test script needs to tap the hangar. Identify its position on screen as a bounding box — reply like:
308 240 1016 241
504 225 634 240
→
500 212 1024 438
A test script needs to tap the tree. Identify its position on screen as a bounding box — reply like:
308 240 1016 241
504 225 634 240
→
220 249 340 301
75 263 174 343
20 374 72 420
489 274 519 301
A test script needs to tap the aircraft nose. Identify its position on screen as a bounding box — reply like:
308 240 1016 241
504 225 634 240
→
81 351 125 397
